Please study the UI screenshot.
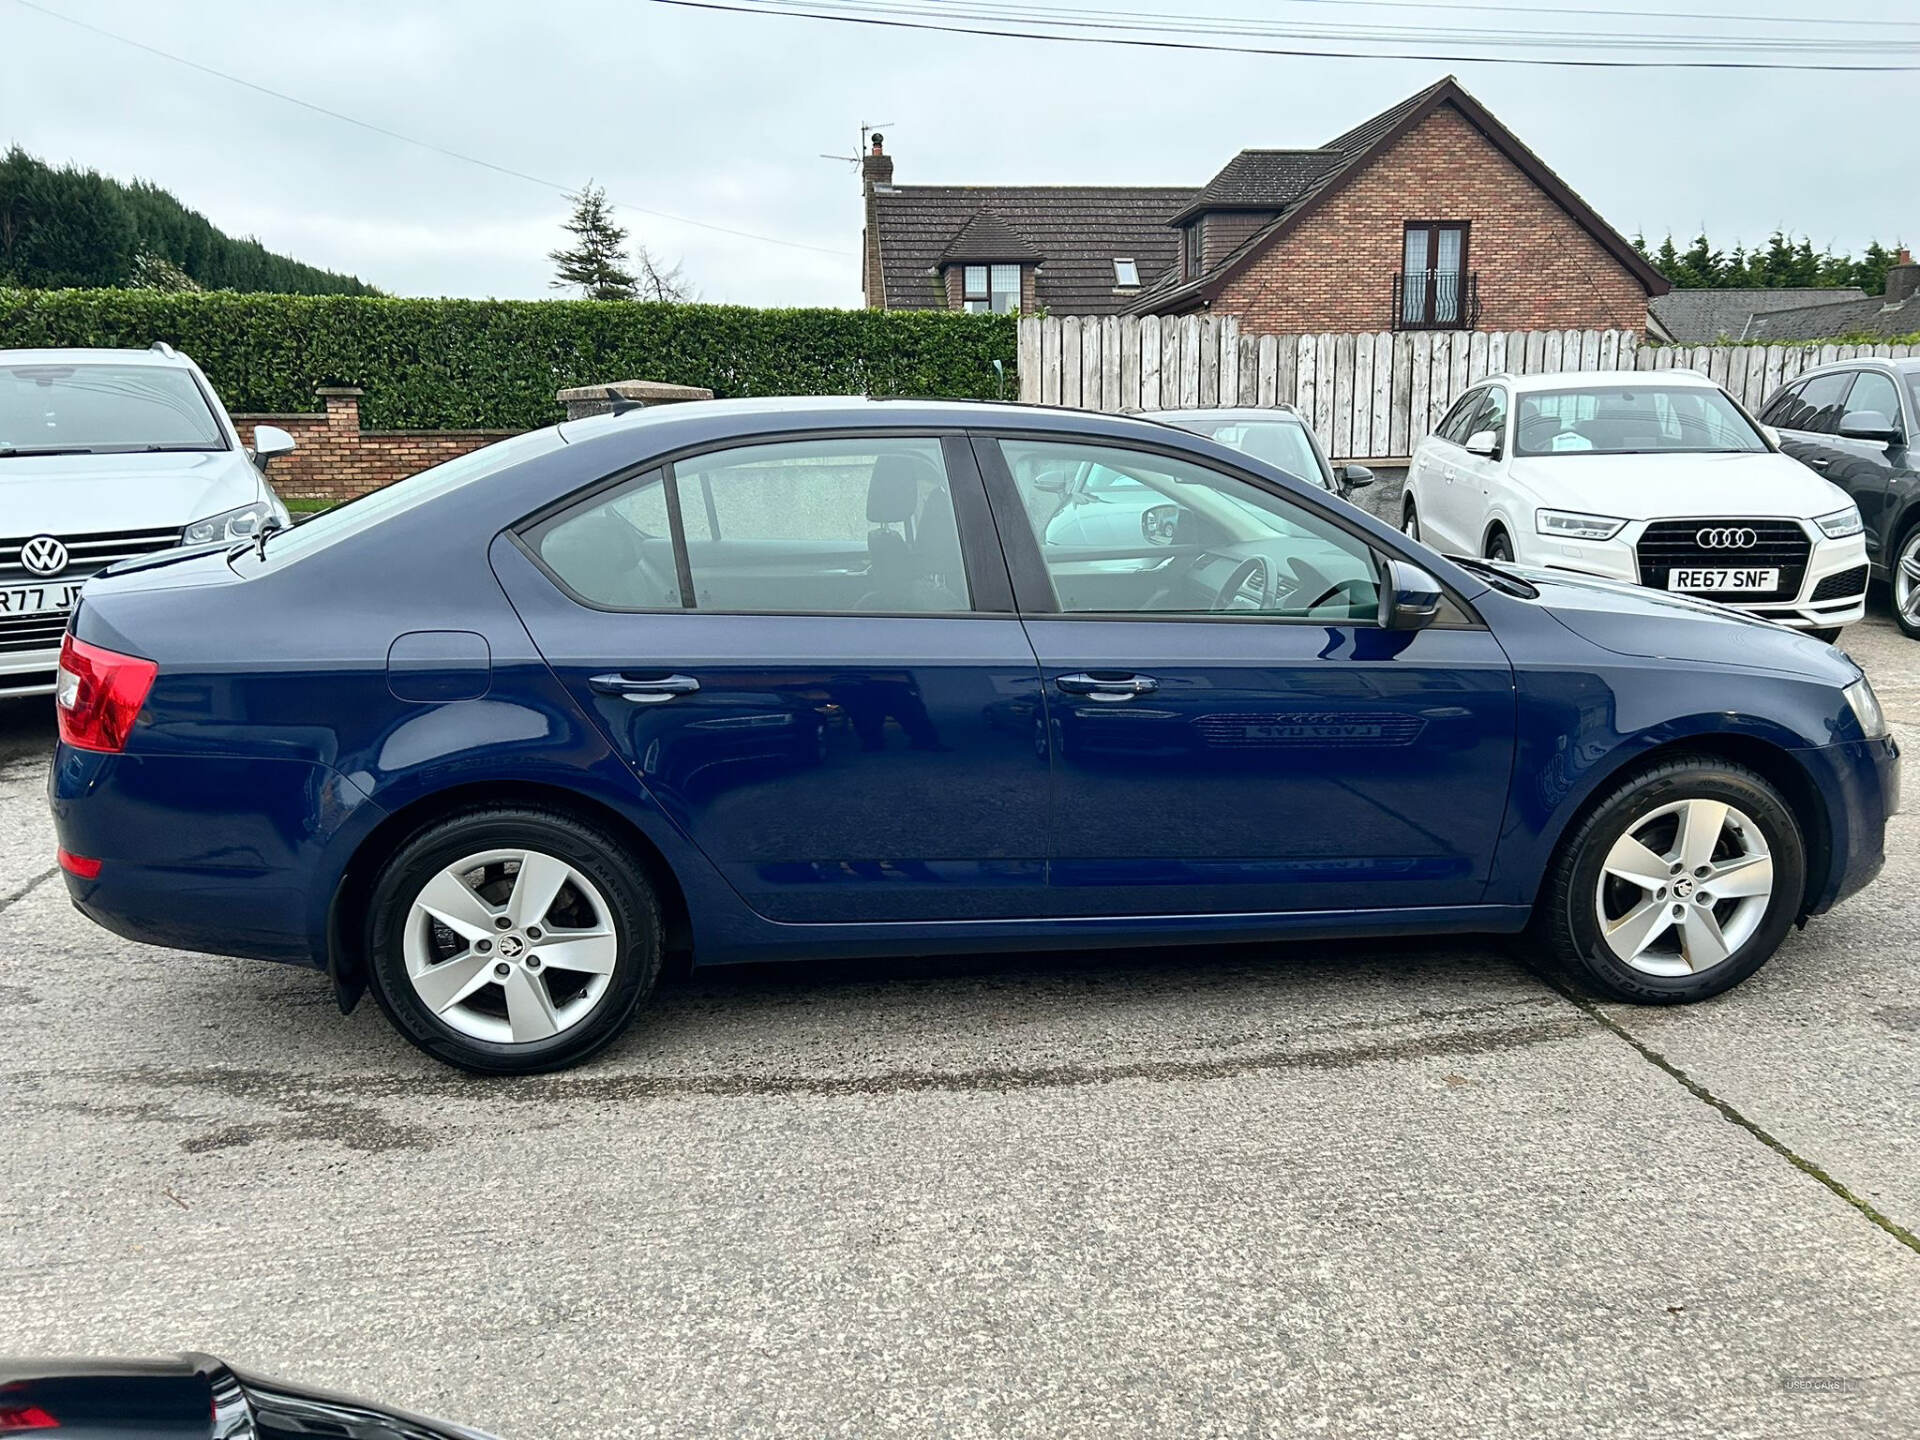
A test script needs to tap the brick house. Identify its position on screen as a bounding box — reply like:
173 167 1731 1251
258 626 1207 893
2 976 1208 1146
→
861 76 1667 334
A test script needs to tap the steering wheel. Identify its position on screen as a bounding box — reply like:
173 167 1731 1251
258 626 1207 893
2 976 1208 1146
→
1299 577 1378 614
1212 554 1273 612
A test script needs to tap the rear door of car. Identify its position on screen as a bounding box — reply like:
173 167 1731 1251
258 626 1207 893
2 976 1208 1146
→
975 428 1516 918
496 430 1051 924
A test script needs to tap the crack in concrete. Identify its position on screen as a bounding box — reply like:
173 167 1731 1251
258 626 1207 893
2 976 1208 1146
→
0 866 56 916
1544 973 1920 1259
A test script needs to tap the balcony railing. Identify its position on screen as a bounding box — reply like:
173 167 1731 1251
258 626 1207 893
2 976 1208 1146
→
1393 270 1480 331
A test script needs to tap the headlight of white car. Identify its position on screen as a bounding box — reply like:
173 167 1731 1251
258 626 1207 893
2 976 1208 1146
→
182 501 277 545
1843 677 1888 739
1536 509 1627 541
1816 506 1864 540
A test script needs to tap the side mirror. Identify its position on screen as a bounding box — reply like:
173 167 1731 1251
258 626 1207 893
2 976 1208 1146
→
1029 470 1071 495
1339 463 1376 489
1838 410 1902 446
1378 558 1443 631
1141 503 1180 547
252 424 296 472
1463 430 1500 460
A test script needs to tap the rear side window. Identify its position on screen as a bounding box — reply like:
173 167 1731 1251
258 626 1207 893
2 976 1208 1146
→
529 436 972 615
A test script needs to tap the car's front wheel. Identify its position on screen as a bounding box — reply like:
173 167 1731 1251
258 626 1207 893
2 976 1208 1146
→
1484 527 1514 563
1401 499 1421 542
366 808 662 1073
1536 756 1804 1003
1892 522 1920 640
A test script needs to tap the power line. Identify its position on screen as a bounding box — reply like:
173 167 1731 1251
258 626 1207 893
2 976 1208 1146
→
740 0 1920 53
646 0 1920 69
6 0 856 259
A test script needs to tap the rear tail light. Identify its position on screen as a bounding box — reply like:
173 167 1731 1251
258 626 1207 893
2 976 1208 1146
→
55 634 158 753
56 848 102 879
0 1403 60 1432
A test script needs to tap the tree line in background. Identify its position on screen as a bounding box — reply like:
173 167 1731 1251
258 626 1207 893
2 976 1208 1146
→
0 147 376 295
1634 231 1902 294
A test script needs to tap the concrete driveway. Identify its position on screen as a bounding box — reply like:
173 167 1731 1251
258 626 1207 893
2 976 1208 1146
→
2 613 1916 1439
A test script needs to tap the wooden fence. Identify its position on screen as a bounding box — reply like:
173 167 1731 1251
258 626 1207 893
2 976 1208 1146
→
1016 314 1919 463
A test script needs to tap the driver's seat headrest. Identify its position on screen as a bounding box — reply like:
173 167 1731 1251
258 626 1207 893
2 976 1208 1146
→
867 451 942 524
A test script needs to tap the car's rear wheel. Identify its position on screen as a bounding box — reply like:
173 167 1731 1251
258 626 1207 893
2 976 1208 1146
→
1892 522 1920 640
1536 756 1804 1003
1401 499 1421 542
366 808 662 1073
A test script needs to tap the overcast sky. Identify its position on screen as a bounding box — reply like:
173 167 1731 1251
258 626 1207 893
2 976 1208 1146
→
2 0 1915 306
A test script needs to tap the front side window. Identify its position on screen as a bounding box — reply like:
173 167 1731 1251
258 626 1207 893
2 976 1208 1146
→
1435 389 1485 446
963 264 1021 314
1844 371 1904 433
1513 385 1768 457
1475 387 1508 446
1183 420 1328 488
0 363 226 455
1789 372 1855 434
997 438 1381 622
532 437 970 615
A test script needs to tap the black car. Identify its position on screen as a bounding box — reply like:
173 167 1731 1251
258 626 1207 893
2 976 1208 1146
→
1758 356 1920 637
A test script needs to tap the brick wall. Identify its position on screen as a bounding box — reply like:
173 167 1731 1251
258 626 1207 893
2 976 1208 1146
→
1212 103 1651 335
231 388 518 502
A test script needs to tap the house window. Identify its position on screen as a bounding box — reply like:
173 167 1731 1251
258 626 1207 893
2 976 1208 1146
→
1113 257 1140 289
1182 223 1201 279
1400 221 1471 330
963 263 1022 313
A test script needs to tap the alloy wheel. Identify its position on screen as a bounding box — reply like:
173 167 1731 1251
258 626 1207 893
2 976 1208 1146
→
1593 798 1773 977
1896 529 1920 629
403 848 619 1044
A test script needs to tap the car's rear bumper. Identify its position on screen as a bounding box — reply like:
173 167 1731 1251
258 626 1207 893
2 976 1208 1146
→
49 745 383 966
1801 732 1900 916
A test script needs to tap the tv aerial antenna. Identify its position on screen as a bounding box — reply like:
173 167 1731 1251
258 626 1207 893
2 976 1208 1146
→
820 121 896 168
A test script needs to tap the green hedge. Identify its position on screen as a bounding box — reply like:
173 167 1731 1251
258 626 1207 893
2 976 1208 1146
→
0 290 1019 430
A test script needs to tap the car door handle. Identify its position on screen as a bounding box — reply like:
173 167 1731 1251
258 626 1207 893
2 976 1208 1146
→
1804 456 1833 469
1056 672 1159 702
589 672 701 703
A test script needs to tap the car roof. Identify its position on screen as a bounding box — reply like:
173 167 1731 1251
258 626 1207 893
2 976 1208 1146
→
0 345 195 368
1495 369 1719 393
1149 406 1306 423
1791 356 1920 379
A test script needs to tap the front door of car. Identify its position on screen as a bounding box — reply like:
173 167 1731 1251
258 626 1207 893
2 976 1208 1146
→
977 433 1517 917
497 433 1050 924
1452 386 1508 553
1822 370 1912 568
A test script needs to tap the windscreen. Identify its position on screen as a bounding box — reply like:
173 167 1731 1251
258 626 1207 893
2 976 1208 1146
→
0 363 226 454
1187 420 1326 485
1513 385 1766 457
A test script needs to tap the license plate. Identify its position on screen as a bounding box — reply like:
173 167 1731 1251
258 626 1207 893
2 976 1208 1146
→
0 582 83 616
1667 568 1779 593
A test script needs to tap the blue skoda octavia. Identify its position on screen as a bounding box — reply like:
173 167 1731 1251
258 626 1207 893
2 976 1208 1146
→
48 399 1899 1072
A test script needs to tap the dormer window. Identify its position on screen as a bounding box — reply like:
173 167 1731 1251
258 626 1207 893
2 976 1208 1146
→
1182 223 1201 280
963 263 1021 314
1113 257 1140 289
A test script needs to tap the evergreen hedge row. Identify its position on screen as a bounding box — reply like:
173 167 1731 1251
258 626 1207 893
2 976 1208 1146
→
0 290 1019 429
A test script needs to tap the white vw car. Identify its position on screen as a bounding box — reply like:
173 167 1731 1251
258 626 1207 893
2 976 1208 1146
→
1401 369 1869 640
1 344 293 696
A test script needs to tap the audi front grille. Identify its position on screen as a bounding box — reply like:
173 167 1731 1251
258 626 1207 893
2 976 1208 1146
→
1634 519 1813 602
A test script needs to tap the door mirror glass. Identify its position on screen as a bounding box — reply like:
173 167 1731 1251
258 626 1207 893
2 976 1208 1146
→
1379 559 1444 631
252 423 296 471
1141 503 1181 546
1837 410 1901 445
1463 429 1499 459
1339 464 1376 488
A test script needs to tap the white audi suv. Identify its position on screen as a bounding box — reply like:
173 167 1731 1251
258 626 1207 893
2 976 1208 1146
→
1 344 293 696
1400 369 1869 640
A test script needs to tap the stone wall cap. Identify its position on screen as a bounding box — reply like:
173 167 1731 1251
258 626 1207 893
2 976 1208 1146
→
315 385 366 397
555 379 714 404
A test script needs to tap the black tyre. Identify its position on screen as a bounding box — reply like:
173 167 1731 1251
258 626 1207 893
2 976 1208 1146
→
366 807 662 1073
1891 521 1920 640
1402 499 1421 542
1536 756 1805 1004
1485 528 1514 563
1807 627 1844 645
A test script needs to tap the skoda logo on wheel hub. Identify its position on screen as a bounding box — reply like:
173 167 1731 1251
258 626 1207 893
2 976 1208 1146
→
497 934 525 959
1695 527 1757 550
20 535 69 577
